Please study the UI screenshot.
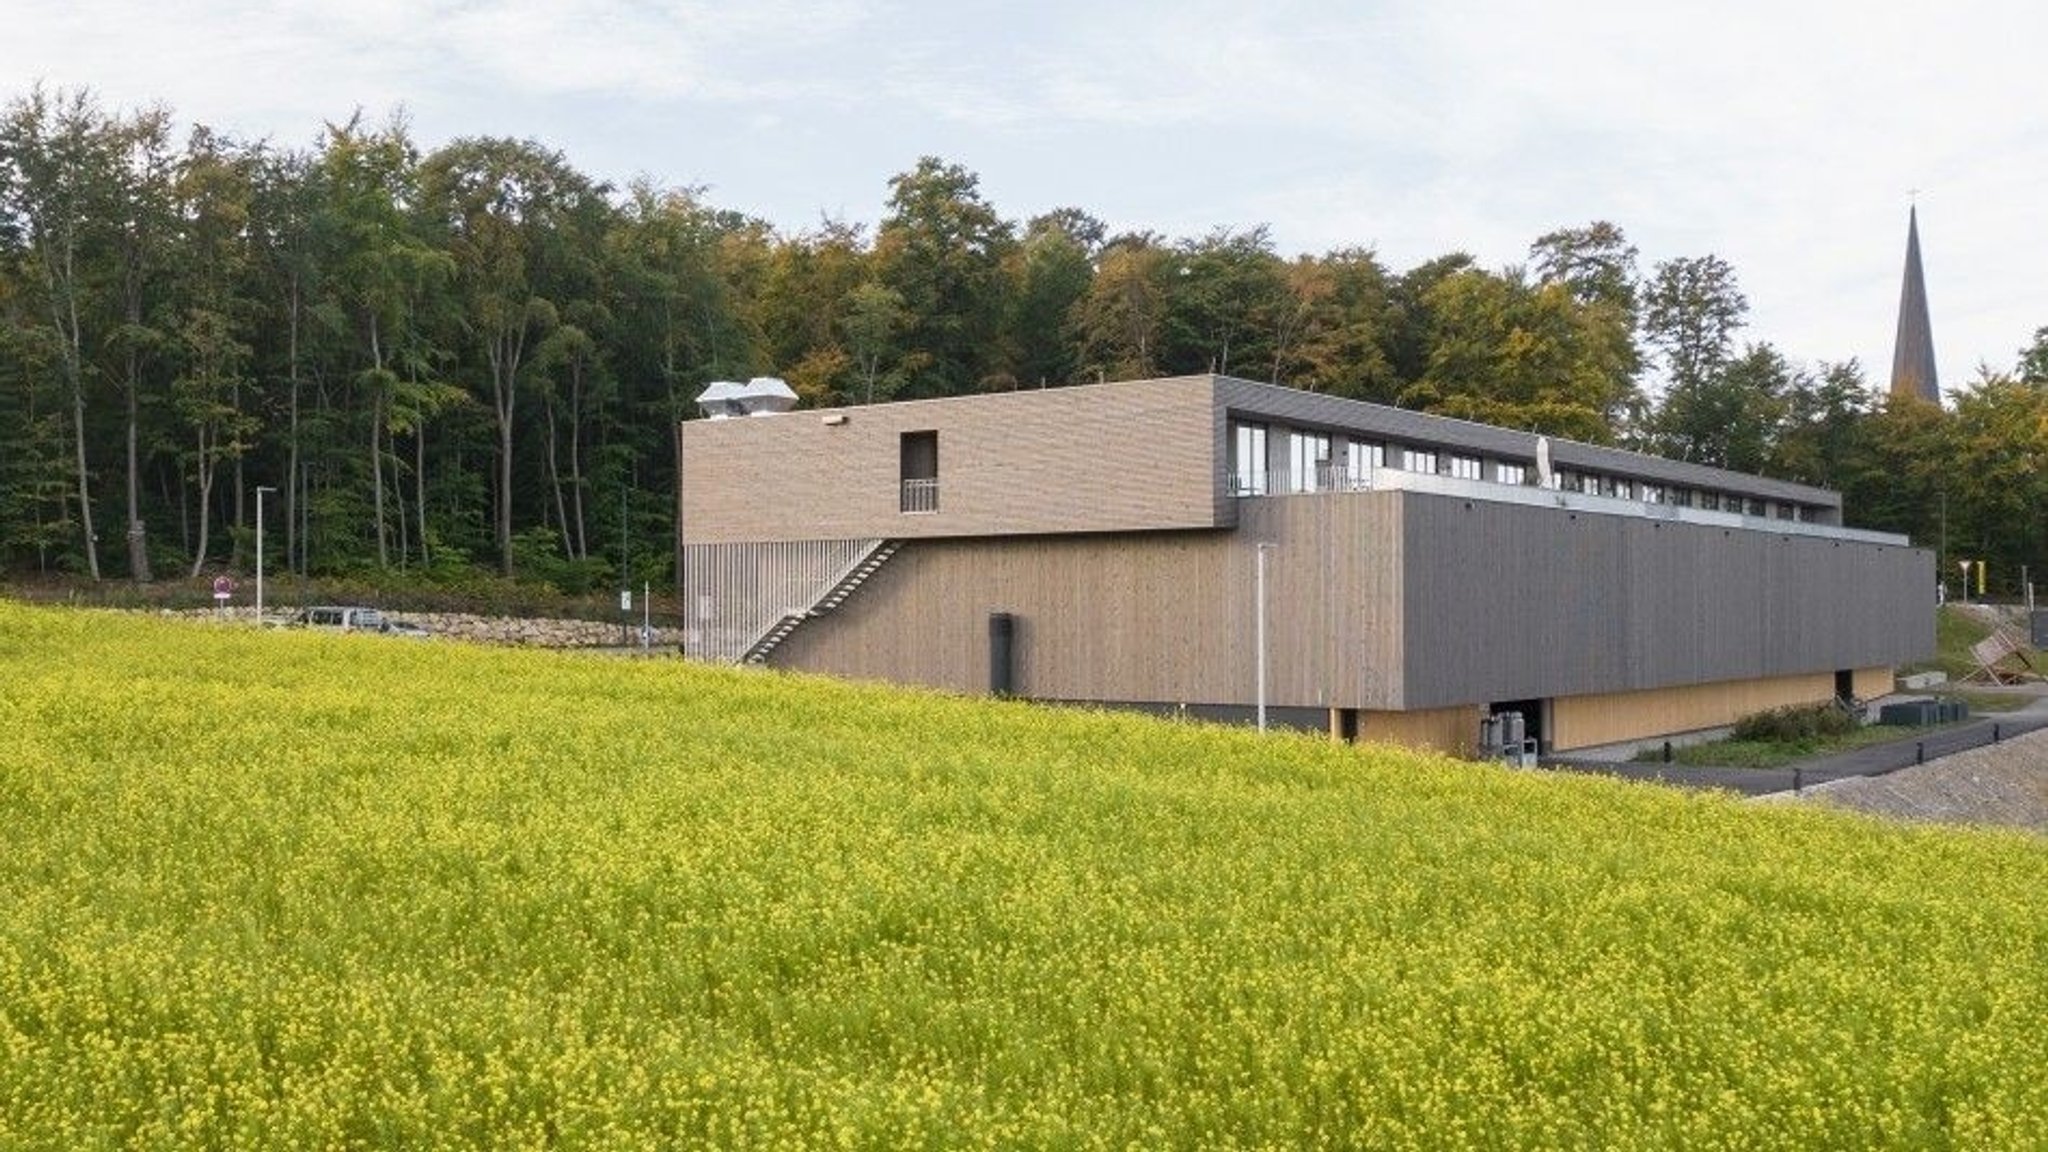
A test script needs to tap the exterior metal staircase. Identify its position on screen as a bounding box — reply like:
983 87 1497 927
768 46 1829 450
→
740 539 902 664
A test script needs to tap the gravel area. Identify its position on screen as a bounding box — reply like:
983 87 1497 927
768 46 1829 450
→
1789 728 2048 834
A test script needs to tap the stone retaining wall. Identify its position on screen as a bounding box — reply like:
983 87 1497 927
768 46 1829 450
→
176 607 689 651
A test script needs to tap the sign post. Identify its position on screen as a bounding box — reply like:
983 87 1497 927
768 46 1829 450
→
212 575 235 617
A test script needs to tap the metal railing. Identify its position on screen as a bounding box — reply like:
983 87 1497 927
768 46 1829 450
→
681 538 886 663
1227 464 1378 497
901 477 939 513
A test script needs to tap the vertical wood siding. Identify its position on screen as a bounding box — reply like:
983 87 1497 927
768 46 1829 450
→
767 493 1408 709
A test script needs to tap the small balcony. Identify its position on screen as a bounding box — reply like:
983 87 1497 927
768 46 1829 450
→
901 477 940 513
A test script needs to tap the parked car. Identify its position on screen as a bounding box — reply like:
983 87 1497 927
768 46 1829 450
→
380 618 431 638
292 606 385 632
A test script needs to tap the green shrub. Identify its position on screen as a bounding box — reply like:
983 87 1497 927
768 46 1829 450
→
1732 701 1859 744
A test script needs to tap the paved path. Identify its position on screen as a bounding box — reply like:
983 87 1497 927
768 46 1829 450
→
1543 690 2048 799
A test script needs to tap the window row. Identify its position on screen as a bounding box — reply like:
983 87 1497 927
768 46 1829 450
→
1231 422 1512 494
1228 420 1816 521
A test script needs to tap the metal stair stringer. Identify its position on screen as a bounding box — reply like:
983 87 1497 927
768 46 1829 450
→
740 539 904 665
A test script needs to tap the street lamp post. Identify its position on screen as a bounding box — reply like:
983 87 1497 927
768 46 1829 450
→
255 485 277 621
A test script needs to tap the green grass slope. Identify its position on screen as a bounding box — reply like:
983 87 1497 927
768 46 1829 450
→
1 602 2044 1149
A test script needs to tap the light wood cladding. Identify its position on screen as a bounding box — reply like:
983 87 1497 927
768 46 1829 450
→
1853 666 1894 700
681 376 1228 543
769 493 1408 710
1549 671 1888 750
1356 706 1482 755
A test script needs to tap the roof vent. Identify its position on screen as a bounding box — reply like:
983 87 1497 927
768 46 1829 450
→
696 380 747 419
696 376 798 419
738 376 798 416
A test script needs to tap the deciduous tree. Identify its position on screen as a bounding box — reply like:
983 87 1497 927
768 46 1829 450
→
874 157 1013 397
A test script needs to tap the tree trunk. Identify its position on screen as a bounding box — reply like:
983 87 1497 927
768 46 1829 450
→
125 361 151 581
545 402 571 558
497 413 514 576
70 378 99 580
368 315 389 569
667 342 683 606
187 425 214 578
55 248 100 580
415 428 429 567
568 359 587 560
487 315 529 577
230 379 244 567
286 274 301 576
394 449 409 569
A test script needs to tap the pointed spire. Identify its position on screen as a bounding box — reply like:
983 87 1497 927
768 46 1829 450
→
1889 205 1940 404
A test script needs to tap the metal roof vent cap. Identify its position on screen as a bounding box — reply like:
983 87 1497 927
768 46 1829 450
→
695 380 747 419
738 376 798 416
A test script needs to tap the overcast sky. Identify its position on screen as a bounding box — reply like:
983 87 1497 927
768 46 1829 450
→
7 0 2044 393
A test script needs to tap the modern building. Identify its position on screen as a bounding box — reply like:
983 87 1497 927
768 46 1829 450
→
1890 205 1940 404
678 375 1933 755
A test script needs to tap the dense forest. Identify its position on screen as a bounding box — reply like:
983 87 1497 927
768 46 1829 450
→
3 87 2045 597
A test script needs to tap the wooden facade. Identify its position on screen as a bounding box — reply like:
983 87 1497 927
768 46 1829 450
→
1549 670 1891 751
679 375 1936 754
680 377 1229 544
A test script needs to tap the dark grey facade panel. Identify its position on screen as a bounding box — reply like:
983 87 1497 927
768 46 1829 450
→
1212 376 1841 510
1396 493 1932 710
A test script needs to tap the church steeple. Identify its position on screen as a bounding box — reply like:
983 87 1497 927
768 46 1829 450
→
1889 205 1939 404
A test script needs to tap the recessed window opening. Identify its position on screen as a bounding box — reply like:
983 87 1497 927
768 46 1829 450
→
900 430 938 513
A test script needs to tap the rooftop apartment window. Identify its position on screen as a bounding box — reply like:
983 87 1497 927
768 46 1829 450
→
1289 431 1331 493
1495 462 1525 486
1231 422 1269 495
900 430 938 513
1446 454 1482 480
1345 441 1384 490
1402 448 1437 474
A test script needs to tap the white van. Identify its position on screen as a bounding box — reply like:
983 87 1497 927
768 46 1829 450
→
294 606 386 632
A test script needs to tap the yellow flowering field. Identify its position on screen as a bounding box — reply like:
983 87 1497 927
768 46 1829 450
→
1 600 2044 1149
